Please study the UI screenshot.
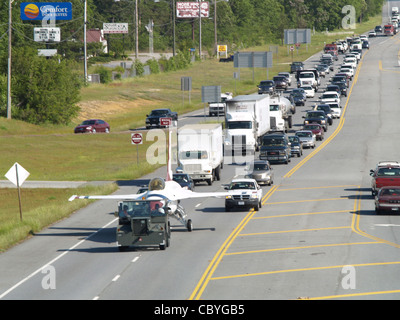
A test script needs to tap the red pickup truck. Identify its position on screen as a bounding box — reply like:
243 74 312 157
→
370 161 400 196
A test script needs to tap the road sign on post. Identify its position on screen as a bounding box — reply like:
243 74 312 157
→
131 133 143 164
5 162 30 221
160 117 172 127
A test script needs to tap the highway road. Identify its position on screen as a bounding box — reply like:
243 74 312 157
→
1 2 400 302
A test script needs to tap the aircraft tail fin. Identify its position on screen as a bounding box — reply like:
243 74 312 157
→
166 129 173 181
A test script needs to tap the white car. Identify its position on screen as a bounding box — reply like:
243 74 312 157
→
368 31 376 37
224 178 263 211
327 102 342 119
343 57 357 69
319 91 341 104
300 85 315 98
339 66 354 79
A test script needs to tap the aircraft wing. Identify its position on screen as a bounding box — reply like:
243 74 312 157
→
68 193 145 202
68 190 229 202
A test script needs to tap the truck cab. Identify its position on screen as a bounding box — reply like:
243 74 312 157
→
115 200 171 251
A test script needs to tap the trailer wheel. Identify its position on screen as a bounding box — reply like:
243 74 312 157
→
215 166 221 181
187 219 193 232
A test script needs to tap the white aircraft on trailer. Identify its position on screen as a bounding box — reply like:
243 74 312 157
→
69 130 229 231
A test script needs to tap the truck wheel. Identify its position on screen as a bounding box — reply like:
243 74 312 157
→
207 179 212 185
215 166 221 181
254 203 259 211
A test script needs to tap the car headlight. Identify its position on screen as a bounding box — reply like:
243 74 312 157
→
251 193 258 199
321 120 326 124
226 195 232 199
86 126 92 130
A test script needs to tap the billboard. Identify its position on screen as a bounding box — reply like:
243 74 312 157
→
176 2 209 18
20 2 72 21
103 23 129 34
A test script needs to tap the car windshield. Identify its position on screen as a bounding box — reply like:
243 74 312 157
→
322 94 337 99
305 125 320 130
253 163 269 171
150 110 168 115
82 120 96 125
300 73 314 78
118 200 167 218
260 81 273 86
273 77 285 81
179 151 208 160
173 174 189 182
270 105 280 111
296 132 312 137
377 167 400 176
263 137 285 146
381 188 400 196
229 182 256 190
307 112 324 118
289 136 299 143
227 121 252 129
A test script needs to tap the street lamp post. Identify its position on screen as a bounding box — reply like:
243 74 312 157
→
7 0 13 119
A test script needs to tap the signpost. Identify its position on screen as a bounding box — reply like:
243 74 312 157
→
131 133 143 164
5 163 30 221
103 23 129 34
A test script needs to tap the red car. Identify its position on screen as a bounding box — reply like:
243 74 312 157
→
303 123 324 141
74 119 110 134
375 186 400 214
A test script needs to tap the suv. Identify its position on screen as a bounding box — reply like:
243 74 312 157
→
258 80 275 94
303 110 328 132
225 178 263 211
290 61 304 73
259 132 291 164
273 76 289 90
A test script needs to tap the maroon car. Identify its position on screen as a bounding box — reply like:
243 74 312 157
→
375 186 400 214
303 123 324 141
74 119 110 134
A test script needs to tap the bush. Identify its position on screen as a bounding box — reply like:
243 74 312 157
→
94 66 112 84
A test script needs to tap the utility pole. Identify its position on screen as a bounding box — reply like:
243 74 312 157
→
135 0 138 59
84 0 87 84
7 0 13 119
198 0 202 59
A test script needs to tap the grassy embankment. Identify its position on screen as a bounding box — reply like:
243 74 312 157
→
0 14 381 251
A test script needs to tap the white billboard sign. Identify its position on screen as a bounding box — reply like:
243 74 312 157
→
103 23 129 34
176 2 209 18
34 27 60 42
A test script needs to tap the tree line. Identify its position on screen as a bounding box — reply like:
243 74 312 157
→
0 0 385 125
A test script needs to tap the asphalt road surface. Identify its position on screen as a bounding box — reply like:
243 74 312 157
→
1 3 400 302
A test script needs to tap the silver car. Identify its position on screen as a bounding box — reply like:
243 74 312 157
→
295 130 316 149
246 160 274 186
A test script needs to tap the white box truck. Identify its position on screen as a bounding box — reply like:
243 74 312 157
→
224 94 270 154
178 123 224 185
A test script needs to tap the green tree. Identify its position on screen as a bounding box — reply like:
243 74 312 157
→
8 47 81 124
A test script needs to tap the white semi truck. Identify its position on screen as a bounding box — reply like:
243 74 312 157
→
224 94 270 154
177 123 224 185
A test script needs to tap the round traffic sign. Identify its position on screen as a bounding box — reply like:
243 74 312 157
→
131 133 143 145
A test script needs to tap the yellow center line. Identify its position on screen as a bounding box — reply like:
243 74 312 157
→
239 226 350 237
225 241 382 256
252 209 352 220
266 197 346 205
210 261 400 281
305 289 400 300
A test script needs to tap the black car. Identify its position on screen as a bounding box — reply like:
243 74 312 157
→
332 81 347 96
325 84 341 95
273 76 289 90
314 104 333 125
331 75 349 88
292 93 306 106
362 40 369 49
375 25 383 33
288 135 303 157
258 80 275 94
146 108 178 129
303 110 329 132
290 61 304 73
173 173 195 191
